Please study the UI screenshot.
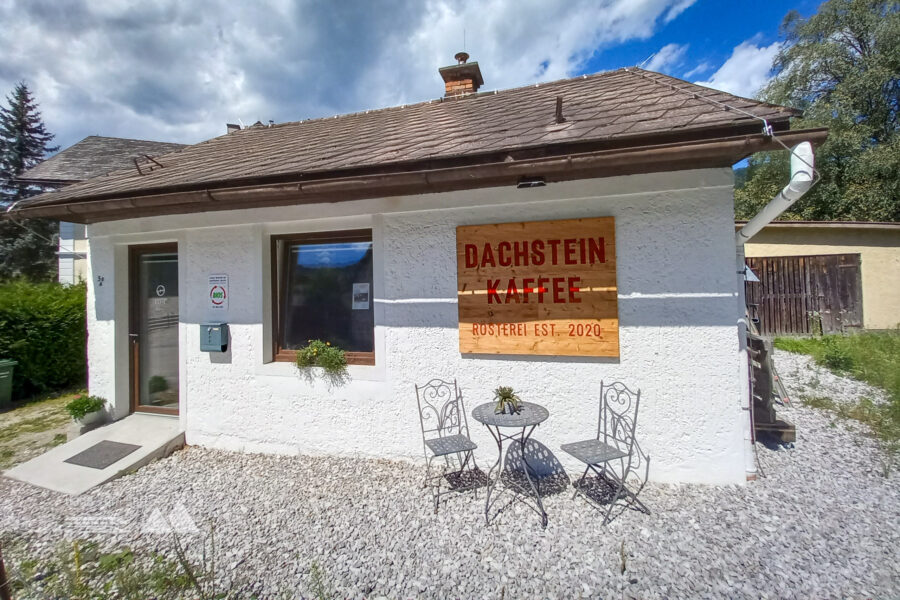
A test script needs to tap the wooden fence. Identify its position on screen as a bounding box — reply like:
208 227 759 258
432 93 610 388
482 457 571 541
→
745 253 863 335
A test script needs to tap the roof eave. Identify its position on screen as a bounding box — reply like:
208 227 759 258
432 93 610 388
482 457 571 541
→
9 127 828 224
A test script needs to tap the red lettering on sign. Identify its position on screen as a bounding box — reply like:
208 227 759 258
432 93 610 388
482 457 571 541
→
465 244 478 268
481 243 496 268
505 279 520 303
513 241 528 266
568 276 582 303
589 237 605 264
537 277 549 303
522 278 535 303
531 240 545 265
564 238 577 265
548 239 561 265
497 241 512 267
552 277 565 303
487 279 501 304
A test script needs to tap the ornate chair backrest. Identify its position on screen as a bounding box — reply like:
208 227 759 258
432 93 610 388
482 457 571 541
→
415 379 469 442
598 381 641 457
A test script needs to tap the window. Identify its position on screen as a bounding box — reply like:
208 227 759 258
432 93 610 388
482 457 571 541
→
272 230 375 365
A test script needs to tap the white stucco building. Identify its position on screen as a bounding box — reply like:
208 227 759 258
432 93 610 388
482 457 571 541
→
9 61 827 484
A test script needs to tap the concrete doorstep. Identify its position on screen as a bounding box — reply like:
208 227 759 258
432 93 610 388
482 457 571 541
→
3 413 184 495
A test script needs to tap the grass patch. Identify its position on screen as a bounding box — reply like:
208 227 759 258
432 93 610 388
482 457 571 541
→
2 531 306 599
4 539 197 599
0 389 80 469
799 395 837 411
774 331 900 404
779 331 900 476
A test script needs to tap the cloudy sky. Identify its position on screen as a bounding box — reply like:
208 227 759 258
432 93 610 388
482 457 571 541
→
0 0 821 152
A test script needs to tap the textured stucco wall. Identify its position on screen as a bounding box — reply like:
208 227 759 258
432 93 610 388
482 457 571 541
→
744 226 900 330
86 168 747 484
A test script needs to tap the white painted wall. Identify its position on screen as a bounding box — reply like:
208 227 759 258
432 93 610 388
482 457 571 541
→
86 168 747 484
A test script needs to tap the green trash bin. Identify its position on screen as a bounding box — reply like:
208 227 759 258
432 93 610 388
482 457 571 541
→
0 359 17 408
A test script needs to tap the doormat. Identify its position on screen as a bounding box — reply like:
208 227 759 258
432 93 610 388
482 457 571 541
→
64 441 141 470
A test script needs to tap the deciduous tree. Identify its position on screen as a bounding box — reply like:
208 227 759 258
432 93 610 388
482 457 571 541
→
735 0 900 222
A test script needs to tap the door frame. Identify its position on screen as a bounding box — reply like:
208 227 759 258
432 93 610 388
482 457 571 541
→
129 242 180 415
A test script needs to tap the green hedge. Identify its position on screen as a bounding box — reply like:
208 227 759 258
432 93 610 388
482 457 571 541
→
0 281 86 399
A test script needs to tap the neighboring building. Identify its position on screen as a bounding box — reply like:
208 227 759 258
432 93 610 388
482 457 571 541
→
8 60 828 484
742 221 900 333
17 136 187 284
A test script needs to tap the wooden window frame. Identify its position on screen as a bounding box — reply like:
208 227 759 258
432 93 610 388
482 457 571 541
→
271 229 375 366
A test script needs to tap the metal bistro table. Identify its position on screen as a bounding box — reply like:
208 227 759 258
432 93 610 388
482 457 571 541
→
472 401 550 527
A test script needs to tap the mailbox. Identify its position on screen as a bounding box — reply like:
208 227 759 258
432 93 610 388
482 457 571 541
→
200 322 229 352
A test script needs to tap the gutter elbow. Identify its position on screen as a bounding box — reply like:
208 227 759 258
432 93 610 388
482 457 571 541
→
782 173 813 202
735 141 817 246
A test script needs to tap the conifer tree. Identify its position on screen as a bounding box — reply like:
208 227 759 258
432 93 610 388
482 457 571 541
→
0 81 60 281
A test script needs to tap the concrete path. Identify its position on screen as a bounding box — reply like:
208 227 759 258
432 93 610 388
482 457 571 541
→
3 413 184 495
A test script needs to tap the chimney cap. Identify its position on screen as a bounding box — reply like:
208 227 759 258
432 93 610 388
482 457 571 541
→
439 54 484 88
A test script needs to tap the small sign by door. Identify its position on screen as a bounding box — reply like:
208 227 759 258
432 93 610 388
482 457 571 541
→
208 274 228 312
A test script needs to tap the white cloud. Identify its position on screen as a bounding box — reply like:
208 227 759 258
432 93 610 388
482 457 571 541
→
644 43 688 73
682 61 712 79
694 40 781 98
663 0 696 23
0 0 702 151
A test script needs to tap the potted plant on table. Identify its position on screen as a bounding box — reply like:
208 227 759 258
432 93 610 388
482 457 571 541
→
65 394 107 428
493 386 522 415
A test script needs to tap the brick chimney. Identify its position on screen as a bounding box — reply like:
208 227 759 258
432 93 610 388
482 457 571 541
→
439 52 484 98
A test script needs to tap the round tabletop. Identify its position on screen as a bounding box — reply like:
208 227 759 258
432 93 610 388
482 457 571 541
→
471 401 550 428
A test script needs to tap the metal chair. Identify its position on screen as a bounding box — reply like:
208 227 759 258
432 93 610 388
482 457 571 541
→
415 378 482 512
561 381 650 524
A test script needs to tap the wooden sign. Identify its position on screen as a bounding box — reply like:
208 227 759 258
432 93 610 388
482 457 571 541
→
456 217 619 357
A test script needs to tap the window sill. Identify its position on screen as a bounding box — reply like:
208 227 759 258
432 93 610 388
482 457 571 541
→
273 351 375 366
255 359 384 382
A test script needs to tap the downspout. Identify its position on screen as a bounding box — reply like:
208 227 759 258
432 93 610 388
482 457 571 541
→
735 142 816 480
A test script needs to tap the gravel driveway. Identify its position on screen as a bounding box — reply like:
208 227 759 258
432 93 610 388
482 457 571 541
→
2 349 899 599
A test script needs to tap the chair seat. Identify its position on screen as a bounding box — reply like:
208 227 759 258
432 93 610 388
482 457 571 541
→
425 434 477 457
561 439 627 465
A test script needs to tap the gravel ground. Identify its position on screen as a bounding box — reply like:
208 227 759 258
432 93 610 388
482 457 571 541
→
2 350 898 599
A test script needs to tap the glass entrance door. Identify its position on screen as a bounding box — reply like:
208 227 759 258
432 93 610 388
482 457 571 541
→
130 244 179 414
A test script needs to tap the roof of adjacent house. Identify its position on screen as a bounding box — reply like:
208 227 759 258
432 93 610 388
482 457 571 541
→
12 67 827 223
17 136 187 185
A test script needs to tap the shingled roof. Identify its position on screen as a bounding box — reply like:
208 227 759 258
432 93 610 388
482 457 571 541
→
18 136 187 185
13 68 827 223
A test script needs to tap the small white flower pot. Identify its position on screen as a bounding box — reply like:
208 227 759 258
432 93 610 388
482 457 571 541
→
76 410 105 428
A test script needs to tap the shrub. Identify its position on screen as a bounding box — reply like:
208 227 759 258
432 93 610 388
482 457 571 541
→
0 281 86 399
295 339 348 376
821 336 853 371
148 375 168 394
65 394 105 419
